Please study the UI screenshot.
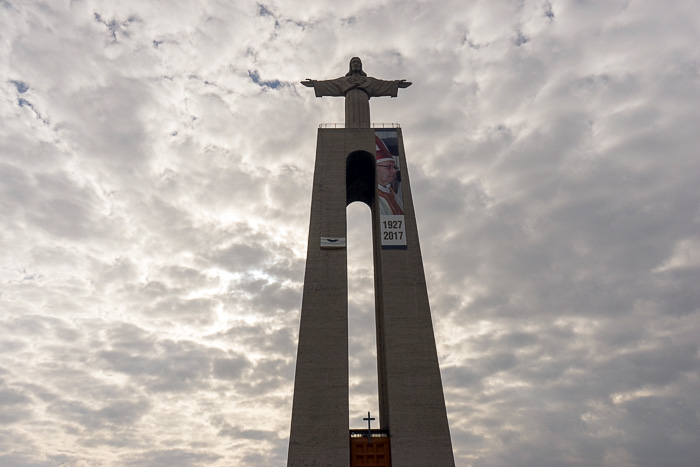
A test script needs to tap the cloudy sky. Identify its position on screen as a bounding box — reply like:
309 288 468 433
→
2 0 700 466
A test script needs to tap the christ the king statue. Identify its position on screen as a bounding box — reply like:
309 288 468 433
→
301 57 412 128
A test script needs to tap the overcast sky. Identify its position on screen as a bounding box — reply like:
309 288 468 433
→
2 0 700 466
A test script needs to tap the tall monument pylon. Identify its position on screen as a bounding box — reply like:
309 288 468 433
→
288 57 455 467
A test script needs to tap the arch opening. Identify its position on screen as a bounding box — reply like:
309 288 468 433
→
346 148 379 428
346 150 375 206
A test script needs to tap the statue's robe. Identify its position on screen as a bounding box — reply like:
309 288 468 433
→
308 75 402 128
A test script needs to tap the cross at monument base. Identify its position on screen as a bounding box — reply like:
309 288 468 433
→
363 411 376 444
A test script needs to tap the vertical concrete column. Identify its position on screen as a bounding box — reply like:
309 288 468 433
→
373 129 455 467
288 129 375 467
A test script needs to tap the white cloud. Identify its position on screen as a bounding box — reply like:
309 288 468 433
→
1 0 699 465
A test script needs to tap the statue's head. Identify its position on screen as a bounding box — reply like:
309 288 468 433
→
346 57 367 77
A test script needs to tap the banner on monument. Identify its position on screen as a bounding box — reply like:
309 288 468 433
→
375 129 407 249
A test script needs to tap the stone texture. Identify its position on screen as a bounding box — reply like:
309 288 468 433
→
373 130 454 466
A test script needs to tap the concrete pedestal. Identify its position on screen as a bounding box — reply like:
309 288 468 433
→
288 128 454 467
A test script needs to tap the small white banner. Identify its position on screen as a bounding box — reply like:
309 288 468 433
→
380 215 407 249
320 237 346 249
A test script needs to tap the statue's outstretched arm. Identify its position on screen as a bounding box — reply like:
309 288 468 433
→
300 77 345 97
